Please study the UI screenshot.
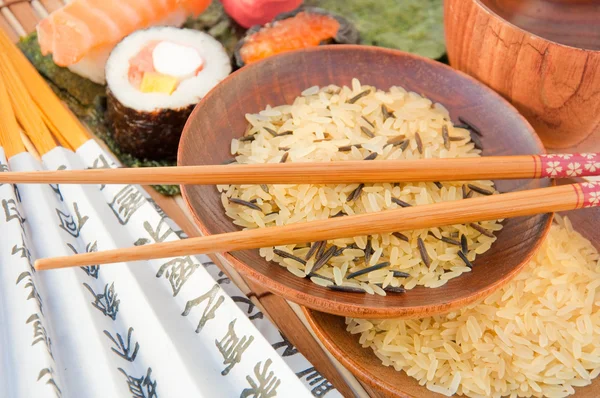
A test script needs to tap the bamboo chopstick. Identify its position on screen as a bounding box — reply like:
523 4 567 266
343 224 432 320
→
34 182 599 271
1 153 599 185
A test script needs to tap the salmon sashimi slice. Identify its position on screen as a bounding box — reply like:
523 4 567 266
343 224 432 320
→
37 0 212 66
239 12 340 65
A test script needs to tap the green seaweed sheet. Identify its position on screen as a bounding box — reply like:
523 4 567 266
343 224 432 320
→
305 0 445 59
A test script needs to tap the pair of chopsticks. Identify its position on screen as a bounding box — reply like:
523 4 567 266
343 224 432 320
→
0 153 596 271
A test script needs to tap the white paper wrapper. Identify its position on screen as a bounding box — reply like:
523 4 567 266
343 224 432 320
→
0 143 343 398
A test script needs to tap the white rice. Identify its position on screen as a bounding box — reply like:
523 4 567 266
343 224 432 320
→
220 80 501 293
347 216 600 397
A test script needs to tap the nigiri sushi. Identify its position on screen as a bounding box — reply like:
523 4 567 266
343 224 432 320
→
105 27 231 160
234 7 359 68
37 0 212 84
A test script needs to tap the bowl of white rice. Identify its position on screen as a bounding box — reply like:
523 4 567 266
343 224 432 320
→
305 204 600 398
179 45 552 318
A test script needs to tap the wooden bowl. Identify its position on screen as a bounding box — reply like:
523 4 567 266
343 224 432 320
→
178 45 552 318
304 203 600 397
445 0 600 152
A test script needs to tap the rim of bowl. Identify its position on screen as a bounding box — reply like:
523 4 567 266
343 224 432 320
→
179 44 552 318
474 0 600 53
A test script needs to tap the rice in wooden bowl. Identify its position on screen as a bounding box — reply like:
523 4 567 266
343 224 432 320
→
178 45 551 318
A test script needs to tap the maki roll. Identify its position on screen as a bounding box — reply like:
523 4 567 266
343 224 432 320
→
234 6 359 68
106 27 231 160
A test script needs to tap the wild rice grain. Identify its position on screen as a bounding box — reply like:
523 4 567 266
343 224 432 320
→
361 116 374 128
280 152 289 163
276 130 293 136
364 239 373 265
467 184 494 196
418 237 431 267
415 132 423 154
348 89 371 104
392 232 409 242
382 285 406 293
469 223 495 238
392 271 410 278
313 246 337 272
264 127 278 136
347 184 364 202
239 134 256 142
381 104 395 120
460 234 468 254
273 249 307 265
458 250 473 268
228 197 261 211
360 126 375 138
363 152 377 160
440 236 461 246
449 136 464 142
329 285 365 293
387 135 406 145
339 144 362 152
260 184 269 193
392 198 411 207
465 190 474 199
434 181 443 189
462 185 468 199
442 125 450 150
305 241 325 261
347 262 391 279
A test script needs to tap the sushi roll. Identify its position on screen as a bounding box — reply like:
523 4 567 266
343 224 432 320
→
234 6 359 68
37 0 212 84
106 27 231 160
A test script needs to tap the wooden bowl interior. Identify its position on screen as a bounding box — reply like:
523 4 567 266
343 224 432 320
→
478 0 600 50
304 205 600 397
179 45 551 318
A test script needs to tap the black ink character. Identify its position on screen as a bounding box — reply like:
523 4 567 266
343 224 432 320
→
109 185 144 225
67 242 100 278
88 154 112 190
232 297 263 321
12 233 33 270
201 261 230 285
2 198 25 224
215 319 254 376
146 198 165 218
181 284 224 333
241 359 281 398
26 313 53 358
83 282 120 320
38 368 62 397
56 203 88 238
48 166 67 200
296 368 335 397
0 163 8 187
144 219 173 243
118 367 157 398
156 257 199 296
134 238 151 246
16 272 43 314
104 327 139 362
271 333 297 357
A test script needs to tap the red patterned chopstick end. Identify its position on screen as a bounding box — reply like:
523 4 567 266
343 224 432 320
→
539 154 600 178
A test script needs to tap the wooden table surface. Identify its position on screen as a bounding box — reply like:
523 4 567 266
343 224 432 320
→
0 1 387 397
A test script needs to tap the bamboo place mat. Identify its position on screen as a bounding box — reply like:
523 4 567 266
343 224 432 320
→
0 1 386 397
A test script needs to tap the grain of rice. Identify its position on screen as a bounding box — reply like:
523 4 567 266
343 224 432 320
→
347 219 600 397
222 81 500 291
